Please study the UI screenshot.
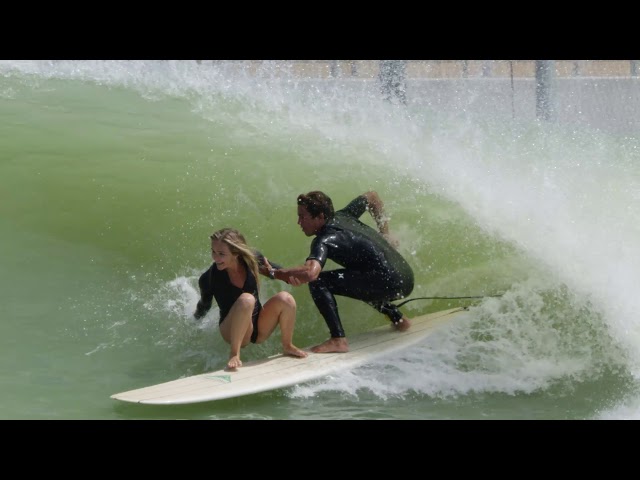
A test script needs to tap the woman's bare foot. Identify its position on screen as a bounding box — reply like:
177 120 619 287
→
227 355 242 369
311 337 349 353
283 344 308 358
393 316 412 332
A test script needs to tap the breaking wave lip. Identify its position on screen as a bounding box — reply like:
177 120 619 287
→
288 290 620 406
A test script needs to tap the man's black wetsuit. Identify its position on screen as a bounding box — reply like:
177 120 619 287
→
194 252 272 343
307 195 414 338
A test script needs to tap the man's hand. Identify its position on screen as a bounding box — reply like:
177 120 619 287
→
383 232 400 250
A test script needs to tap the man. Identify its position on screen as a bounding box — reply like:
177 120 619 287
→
263 191 414 353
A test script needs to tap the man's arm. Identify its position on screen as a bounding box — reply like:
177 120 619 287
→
362 191 399 248
272 259 322 286
362 191 389 235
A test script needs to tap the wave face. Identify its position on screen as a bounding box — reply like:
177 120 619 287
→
1 60 639 419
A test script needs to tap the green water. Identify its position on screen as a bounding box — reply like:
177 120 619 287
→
1 62 638 420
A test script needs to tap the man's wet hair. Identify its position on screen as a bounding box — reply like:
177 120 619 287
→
297 191 335 220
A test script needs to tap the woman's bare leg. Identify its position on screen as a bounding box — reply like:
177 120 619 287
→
255 292 307 358
219 293 255 369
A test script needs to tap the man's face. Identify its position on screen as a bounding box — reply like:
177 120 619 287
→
297 205 325 236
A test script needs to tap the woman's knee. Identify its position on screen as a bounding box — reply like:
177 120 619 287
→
236 292 256 310
275 291 296 310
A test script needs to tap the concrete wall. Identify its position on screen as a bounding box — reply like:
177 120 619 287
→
407 77 640 134
201 61 640 135
225 60 639 79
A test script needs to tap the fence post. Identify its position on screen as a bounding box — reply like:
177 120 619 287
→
535 60 556 121
378 60 408 105
330 61 339 78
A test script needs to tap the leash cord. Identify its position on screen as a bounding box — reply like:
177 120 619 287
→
394 294 503 308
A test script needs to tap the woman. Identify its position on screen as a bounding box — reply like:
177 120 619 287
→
194 228 308 369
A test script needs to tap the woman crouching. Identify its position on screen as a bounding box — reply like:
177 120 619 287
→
194 228 308 369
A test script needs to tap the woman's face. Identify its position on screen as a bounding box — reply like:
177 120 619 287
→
211 239 237 270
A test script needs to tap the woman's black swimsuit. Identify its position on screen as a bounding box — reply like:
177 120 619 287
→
194 254 266 343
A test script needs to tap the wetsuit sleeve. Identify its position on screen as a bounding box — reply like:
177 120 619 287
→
254 250 283 270
336 195 368 219
306 235 329 267
194 267 214 319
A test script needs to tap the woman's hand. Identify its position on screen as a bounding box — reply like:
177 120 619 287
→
259 257 273 277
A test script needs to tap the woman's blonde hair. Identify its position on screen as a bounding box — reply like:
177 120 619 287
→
210 228 260 290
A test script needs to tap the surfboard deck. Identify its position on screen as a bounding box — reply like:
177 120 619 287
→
111 306 468 405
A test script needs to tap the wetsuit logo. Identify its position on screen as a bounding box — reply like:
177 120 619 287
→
338 273 345 279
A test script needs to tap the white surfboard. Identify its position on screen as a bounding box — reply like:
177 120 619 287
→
111 306 468 405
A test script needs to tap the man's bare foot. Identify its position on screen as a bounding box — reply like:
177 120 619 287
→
283 344 309 358
310 337 349 353
227 355 242 370
393 316 412 332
